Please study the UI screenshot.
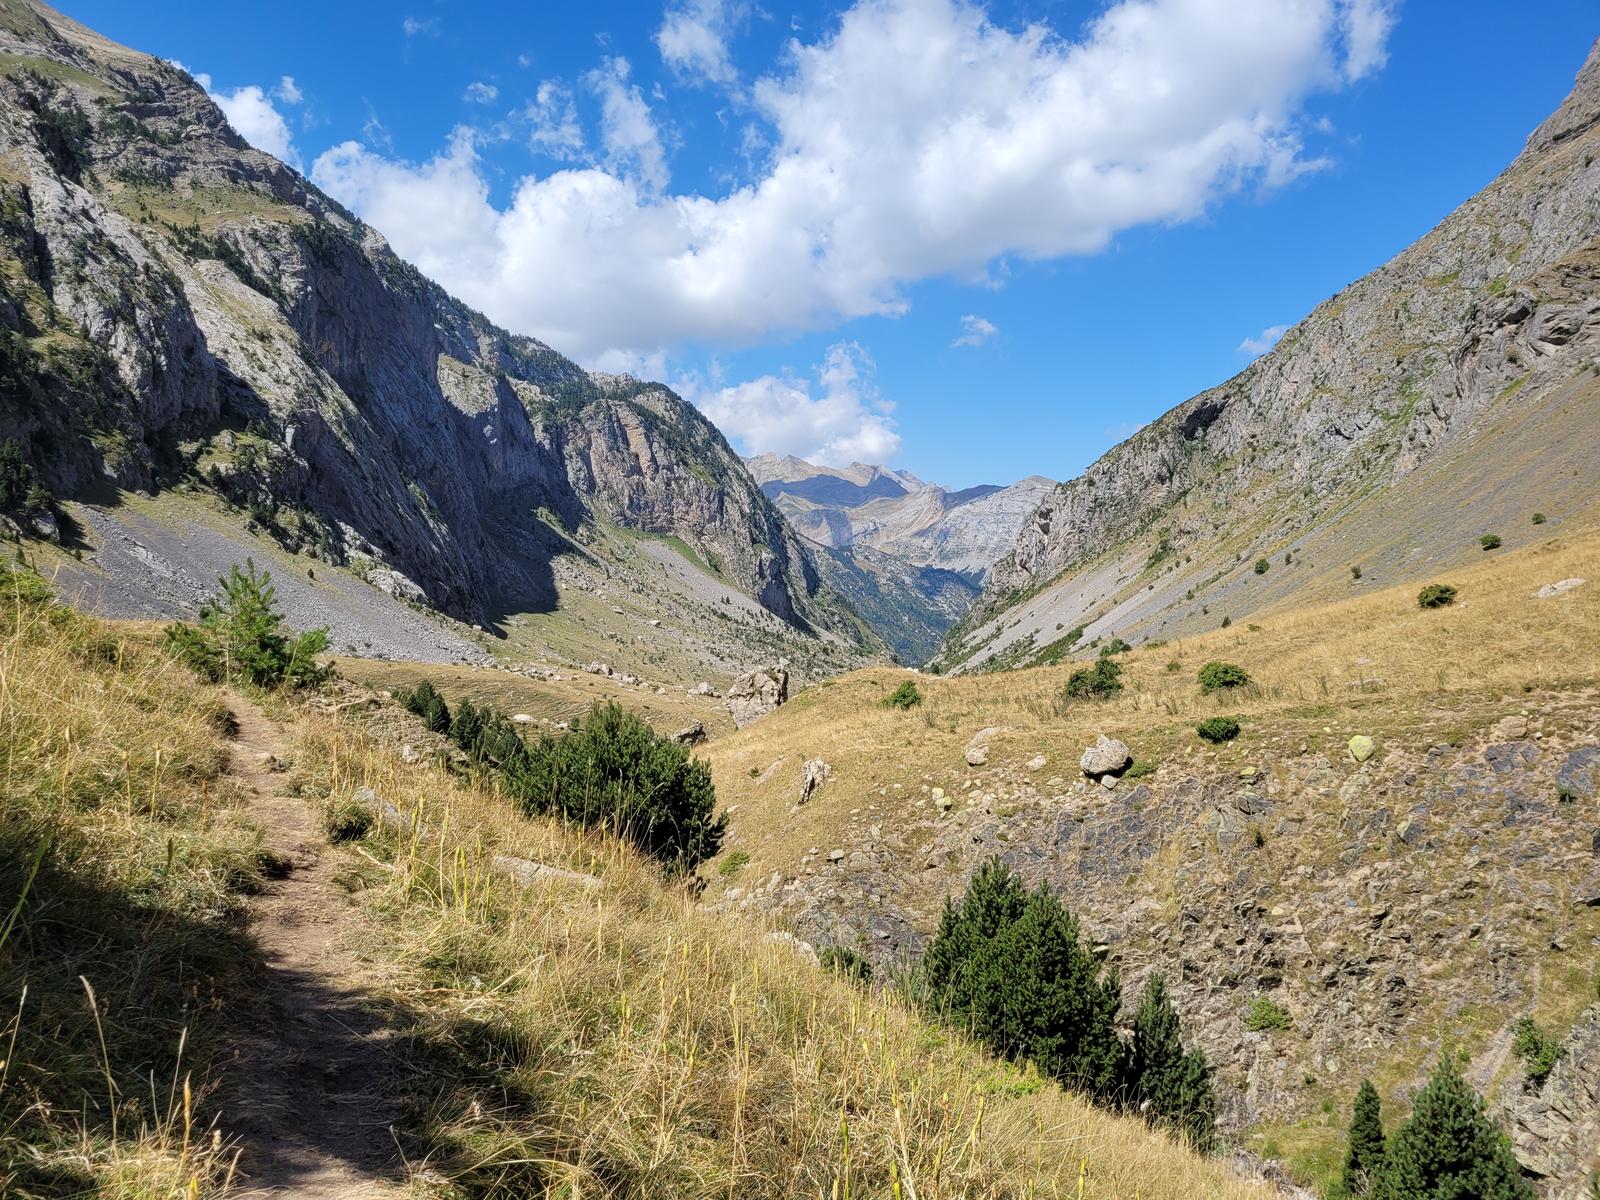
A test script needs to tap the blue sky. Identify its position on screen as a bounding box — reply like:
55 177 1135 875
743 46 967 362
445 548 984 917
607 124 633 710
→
63 0 1597 488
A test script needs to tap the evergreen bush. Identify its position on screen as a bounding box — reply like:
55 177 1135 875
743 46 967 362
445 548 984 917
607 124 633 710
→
164 560 329 689
1510 1018 1564 1085
1479 533 1502 550
819 945 874 984
1339 1079 1387 1197
1121 974 1217 1150
1196 716 1241 744
1197 661 1251 693
1063 657 1123 701
1417 584 1457 609
1254 558 1269 575
883 680 922 709
1372 1056 1532 1199
923 858 1123 1100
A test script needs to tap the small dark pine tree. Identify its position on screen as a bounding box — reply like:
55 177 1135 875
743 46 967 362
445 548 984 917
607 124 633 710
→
404 679 452 734
1373 1057 1533 1200
1340 1079 1387 1197
1122 974 1217 1151
164 559 329 688
882 680 922 709
923 857 1122 1101
1062 656 1123 701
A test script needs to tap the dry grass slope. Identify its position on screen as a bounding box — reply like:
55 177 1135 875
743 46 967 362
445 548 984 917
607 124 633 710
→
293 710 1265 1199
700 528 1600 886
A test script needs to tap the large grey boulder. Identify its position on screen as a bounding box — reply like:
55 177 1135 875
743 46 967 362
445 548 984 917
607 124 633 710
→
799 758 832 803
1079 734 1132 778
728 664 789 728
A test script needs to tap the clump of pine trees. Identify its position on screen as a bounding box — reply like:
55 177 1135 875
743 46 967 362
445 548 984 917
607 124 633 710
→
1336 1060 1532 1199
401 683 725 874
921 857 1217 1150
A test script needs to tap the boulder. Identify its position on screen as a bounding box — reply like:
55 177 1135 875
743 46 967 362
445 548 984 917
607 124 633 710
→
728 664 789 728
1026 753 1048 772
1348 735 1376 763
1532 578 1586 599
672 721 707 746
800 758 832 803
492 854 602 890
965 744 988 767
1079 734 1132 778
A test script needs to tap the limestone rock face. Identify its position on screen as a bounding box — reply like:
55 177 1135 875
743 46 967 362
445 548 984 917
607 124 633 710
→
728 664 789 728
0 4 880 658
1498 1003 1600 1194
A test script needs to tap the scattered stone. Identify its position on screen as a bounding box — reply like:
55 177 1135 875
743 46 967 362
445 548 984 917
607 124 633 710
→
492 854 602 890
1492 715 1529 740
728 663 789 728
689 681 719 697
827 848 846 862
1080 734 1132 777
586 661 613 676
511 713 535 724
672 721 707 746
766 931 818 963
1532 578 1586 599
1348 735 1376 763
1099 774 1118 791
1575 872 1600 908
1026 753 1048 772
400 743 422 764
965 744 988 767
800 758 833 803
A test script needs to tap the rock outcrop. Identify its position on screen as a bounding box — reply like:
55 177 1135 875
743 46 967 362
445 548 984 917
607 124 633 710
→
1499 1004 1600 1198
728 664 789 728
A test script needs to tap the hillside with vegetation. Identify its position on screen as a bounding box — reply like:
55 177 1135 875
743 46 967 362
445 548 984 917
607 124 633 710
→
696 527 1600 1194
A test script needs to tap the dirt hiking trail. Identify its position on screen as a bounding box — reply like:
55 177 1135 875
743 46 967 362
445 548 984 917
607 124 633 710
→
219 693 407 1199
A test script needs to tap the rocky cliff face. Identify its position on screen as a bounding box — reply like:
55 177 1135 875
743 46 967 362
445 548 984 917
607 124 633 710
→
0 1 878 660
945 40 1600 672
750 454 1054 581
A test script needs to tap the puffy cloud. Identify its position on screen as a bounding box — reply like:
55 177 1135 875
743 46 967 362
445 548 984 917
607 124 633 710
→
584 57 669 191
952 314 998 348
688 343 901 465
524 81 585 158
194 71 301 168
313 0 1397 365
1338 0 1397 81
656 0 746 86
1239 323 1290 355
464 81 499 104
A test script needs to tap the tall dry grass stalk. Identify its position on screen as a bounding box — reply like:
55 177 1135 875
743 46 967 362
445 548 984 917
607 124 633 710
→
0 567 249 1196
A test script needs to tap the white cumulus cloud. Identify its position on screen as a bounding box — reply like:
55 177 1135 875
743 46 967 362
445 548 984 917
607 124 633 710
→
687 343 901 465
656 0 747 86
952 314 998 348
1239 323 1290 356
524 81 585 159
463 81 499 104
312 0 1397 366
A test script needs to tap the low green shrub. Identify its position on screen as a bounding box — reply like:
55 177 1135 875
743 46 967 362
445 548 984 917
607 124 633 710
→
1244 996 1292 1032
1063 657 1123 701
164 560 329 689
1124 759 1157 780
1196 716 1241 744
1511 1018 1564 1085
1197 661 1250 693
1254 558 1269 575
1480 533 1502 550
1532 512 1547 525
322 794 374 843
717 849 750 877
883 680 922 709
1417 583 1457 609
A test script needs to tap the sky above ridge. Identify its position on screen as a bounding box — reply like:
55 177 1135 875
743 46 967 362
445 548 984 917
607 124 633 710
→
61 0 1597 488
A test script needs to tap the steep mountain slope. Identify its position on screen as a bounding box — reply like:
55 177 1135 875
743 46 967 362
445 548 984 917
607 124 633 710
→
941 40 1600 674
0 0 882 680
699 528 1600 1195
810 539 978 664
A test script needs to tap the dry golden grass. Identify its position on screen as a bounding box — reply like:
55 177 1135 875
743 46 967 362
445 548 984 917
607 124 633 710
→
0 566 253 1197
295 713 1264 1200
700 527 1600 887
